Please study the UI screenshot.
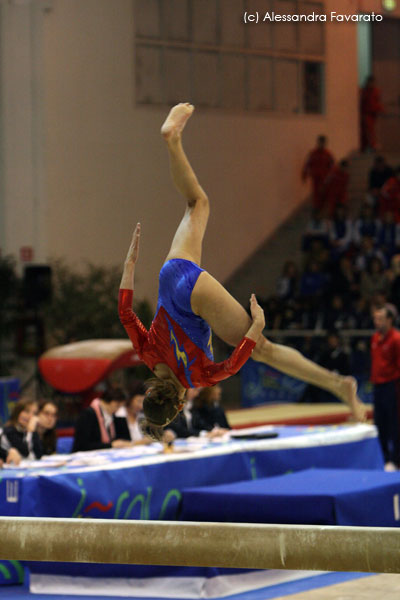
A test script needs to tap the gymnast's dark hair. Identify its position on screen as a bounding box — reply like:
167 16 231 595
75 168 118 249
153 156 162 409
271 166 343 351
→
140 377 181 441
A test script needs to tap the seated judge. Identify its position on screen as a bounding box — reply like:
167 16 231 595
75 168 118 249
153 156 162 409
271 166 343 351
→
115 380 152 445
37 399 59 455
193 385 231 434
72 385 132 452
164 388 207 439
0 446 21 467
1 397 43 461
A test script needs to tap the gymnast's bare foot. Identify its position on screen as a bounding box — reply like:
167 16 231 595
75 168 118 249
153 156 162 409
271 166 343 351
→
161 103 194 141
341 376 368 423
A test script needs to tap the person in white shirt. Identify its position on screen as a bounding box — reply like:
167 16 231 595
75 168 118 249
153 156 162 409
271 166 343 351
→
116 381 152 445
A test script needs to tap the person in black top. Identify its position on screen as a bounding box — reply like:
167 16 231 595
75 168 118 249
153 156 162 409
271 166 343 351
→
37 399 59 455
368 156 393 192
301 330 351 404
0 446 21 466
0 446 7 465
193 385 230 433
163 387 228 440
115 380 153 446
0 446 21 467
1 398 43 460
72 385 132 452
165 388 206 439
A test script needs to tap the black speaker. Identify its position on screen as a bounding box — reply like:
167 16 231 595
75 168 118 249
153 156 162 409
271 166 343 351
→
23 265 52 309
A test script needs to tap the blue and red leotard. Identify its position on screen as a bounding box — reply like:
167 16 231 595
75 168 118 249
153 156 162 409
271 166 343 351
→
118 259 256 388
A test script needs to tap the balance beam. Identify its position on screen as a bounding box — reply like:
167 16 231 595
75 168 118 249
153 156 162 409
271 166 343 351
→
0 517 399 573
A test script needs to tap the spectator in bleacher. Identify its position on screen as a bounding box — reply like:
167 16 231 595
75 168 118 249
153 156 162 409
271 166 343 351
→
277 300 303 331
371 305 400 471
379 167 400 222
301 330 351 403
328 203 352 259
37 399 59 455
329 255 360 302
388 254 400 314
367 156 394 210
299 297 323 330
116 380 152 445
193 385 230 433
303 239 331 273
322 294 352 331
302 135 334 210
0 397 43 461
377 211 400 261
350 296 374 330
323 159 349 216
320 330 351 375
347 296 374 378
360 75 384 152
72 385 131 452
360 256 390 302
352 203 382 247
276 261 298 301
354 235 386 272
261 296 282 330
300 260 329 299
302 209 330 252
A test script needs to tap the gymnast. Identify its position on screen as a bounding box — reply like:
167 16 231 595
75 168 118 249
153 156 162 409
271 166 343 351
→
119 103 367 437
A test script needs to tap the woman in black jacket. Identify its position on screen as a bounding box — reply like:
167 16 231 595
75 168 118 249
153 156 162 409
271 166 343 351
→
72 386 132 452
193 385 230 433
1 398 43 460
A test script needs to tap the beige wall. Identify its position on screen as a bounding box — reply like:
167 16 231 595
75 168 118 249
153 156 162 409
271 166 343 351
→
40 0 360 307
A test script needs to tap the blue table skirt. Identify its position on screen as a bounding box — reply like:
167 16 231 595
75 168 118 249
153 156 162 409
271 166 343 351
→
0 425 383 520
0 424 384 586
181 468 400 527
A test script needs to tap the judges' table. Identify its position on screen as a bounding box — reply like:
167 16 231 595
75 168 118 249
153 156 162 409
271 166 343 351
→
0 424 384 592
0 424 383 520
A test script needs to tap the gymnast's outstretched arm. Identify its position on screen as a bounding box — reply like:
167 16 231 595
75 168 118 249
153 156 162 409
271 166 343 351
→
120 223 140 290
119 223 148 354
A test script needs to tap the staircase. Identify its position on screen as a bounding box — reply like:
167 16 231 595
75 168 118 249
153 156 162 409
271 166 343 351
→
220 151 400 408
225 151 400 304
225 202 310 306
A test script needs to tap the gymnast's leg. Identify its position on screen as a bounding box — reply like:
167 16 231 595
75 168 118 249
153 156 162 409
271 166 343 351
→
161 103 209 266
161 104 366 421
191 273 365 421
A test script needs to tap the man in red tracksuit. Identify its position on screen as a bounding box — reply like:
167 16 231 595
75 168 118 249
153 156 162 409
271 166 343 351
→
323 159 350 216
380 167 400 222
371 305 400 470
360 76 384 152
302 135 334 211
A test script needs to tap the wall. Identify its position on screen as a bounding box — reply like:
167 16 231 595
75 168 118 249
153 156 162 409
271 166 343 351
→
1 0 362 308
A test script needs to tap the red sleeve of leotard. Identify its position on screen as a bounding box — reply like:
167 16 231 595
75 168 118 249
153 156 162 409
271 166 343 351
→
203 337 256 384
118 289 149 356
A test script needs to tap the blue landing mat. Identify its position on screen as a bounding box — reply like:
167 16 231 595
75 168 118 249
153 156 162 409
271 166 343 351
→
181 468 400 526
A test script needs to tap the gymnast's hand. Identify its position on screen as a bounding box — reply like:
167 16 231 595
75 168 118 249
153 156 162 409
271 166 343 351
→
246 294 265 342
125 223 141 265
250 294 265 329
